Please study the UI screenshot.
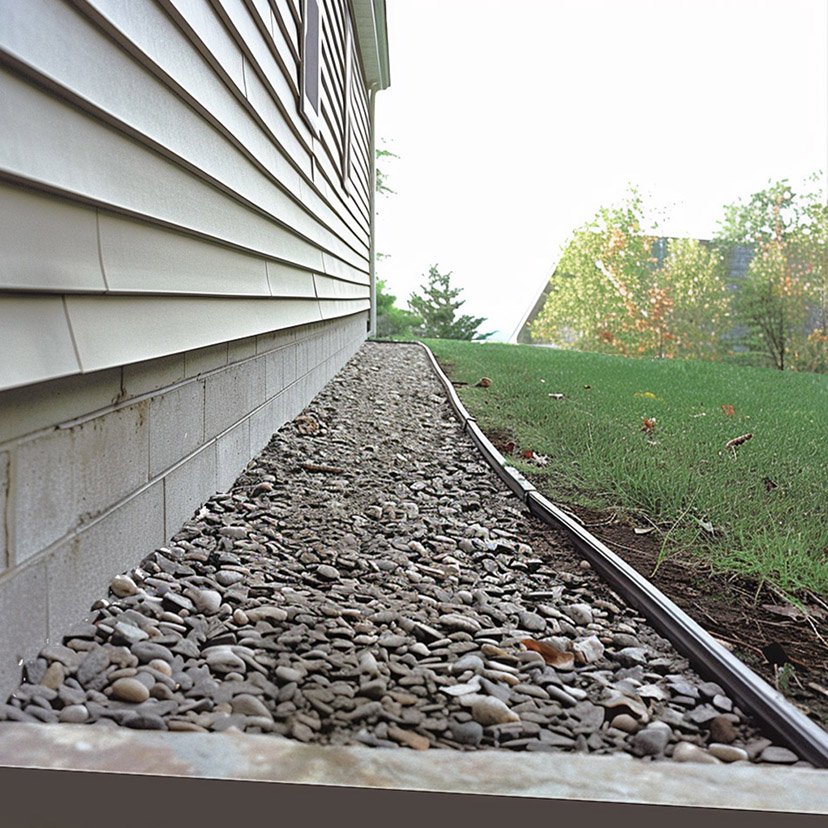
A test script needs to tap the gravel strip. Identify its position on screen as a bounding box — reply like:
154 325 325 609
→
0 343 811 766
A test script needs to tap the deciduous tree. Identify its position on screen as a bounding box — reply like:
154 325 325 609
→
715 177 824 370
532 188 730 359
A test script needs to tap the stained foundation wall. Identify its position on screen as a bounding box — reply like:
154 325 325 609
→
0 311 367 700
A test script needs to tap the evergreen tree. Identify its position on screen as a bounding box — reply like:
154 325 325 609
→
408 265 492 340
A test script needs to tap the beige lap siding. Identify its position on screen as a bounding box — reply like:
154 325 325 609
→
0 0 385 696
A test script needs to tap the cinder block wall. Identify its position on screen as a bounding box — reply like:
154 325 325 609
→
0 311 367 700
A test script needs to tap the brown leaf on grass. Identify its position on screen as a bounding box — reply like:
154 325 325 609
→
475 377 492 388
721 404 735 417
522 638 575 669
521 449 534 459
725 433 752 450
641 417 657 434
504 440 516 454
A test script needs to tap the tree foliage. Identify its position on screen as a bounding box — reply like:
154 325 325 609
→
531 189 731 359
715 177 827 371
375 146 398 196
375 277 421 340
372 144 419 338
408 265 492 340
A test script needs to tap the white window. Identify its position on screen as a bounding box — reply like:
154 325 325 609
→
301 0 321 133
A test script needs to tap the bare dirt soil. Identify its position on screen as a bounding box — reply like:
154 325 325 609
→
483 427 828 731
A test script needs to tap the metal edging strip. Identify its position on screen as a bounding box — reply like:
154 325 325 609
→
410 339 828 768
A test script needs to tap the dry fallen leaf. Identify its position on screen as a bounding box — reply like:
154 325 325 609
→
725 433 752 450
761 604 807 621
721 404 735 417
475 377 492 388
294 414 321 435
641 417 657 434
300 462 345 474
522 638 575 669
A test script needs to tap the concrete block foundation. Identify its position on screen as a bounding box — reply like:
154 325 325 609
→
0 311 367 699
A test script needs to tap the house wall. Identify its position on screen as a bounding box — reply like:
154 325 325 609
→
0 312 365 700
0 0 385 697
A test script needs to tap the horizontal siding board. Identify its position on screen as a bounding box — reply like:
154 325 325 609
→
322 19 345 88
320 58 345 136
351 83 370 150
99 213 271 296
78 0 314 180
313 274 369 299
323 0 346 59
0 70 334 270
318 297 370 320
349 130 371 194
65 295 326 373
320 104 344 168
162 0 246 95
241 0 300 94
0 5 369 265
266 260 317 297
0 184 106 293
0 296 81 392
247 0 274 35
347 162 371 216
286 0 301 24
79 0 369 249
214 0 299 101
322 252 369 285
271 0 299 57
240 64 367 255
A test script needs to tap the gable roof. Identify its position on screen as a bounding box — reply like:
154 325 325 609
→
511 237 755 345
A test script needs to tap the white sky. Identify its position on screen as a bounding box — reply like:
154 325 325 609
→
374 0 828 341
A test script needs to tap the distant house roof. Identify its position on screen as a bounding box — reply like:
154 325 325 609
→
512 237 755 345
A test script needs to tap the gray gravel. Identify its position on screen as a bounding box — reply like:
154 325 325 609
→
0 343 811 765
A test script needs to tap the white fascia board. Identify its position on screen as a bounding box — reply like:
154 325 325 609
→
351 0 390 91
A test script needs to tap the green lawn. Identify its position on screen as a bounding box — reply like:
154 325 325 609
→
426 340 828 597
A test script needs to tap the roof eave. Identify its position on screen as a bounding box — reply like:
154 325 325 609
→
352 0 391 91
